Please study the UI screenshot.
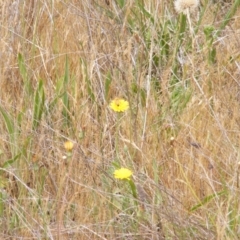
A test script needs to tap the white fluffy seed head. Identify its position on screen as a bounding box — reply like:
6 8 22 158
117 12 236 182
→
174 0 200 14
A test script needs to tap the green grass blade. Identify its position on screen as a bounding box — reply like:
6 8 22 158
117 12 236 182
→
152 159 163 205
47 77 65 113
190 190 227 212
81 58 95 102
0 153 21 217
0 189 8 217
18 53 32 95
0 106 16 154
0 106 15 141
0 192 3 216
62 91 70 125
2 153 21 168
172 13 187 68
170 85 192 116
62 57 71 125
217 0 240 36
47 58 71 122
128 180 137 200
32 80 45 130
64 56 69 86
136 0 154 24
104 72 112 102
116 0 125 8
179 13 187 38
159 21 170 62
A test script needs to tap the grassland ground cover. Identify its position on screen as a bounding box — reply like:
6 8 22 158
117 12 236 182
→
0 0 240 239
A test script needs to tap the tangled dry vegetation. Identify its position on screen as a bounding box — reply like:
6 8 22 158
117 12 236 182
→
0 0 240 239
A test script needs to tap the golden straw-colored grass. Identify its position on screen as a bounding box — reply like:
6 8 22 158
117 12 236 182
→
0 0 240 239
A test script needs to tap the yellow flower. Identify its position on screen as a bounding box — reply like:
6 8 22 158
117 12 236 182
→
64 141 74 151
109 98 129 112
114 168 133 180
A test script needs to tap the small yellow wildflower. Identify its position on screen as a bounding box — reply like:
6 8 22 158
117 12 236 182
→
64 141 74 151
109 98 129 112
114 168 133 180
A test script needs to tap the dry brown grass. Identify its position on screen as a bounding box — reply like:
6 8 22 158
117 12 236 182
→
0 0 240 239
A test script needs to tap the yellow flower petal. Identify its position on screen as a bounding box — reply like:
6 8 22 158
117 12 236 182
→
64 141 74 151
109 98 129 112
114 168 133 180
